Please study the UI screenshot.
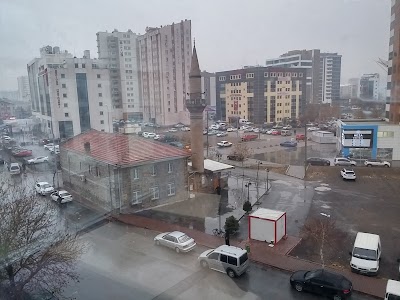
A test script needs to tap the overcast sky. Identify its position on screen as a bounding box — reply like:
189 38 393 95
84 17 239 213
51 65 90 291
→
0 0 390 90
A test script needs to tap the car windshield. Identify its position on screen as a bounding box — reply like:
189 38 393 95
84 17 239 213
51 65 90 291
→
304 270 320 280
59 192 70 197
239 253 248 265
42 184 51 189
353 248 377 260
178 235 191 243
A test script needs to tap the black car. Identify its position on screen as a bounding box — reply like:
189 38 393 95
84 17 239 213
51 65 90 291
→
227 154 244 161
307 157 331 166
290 269 352 300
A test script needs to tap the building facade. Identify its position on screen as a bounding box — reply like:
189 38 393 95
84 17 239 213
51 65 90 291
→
216 67 307 124
348 78 360 98
319 53 342 104
17 76 31 102
138 20 192 126
27 46 113 139
60 130 190 213
266 49 320 104
386 0 400 123
97 29 141 121
0 98 14 120
360 73 380 101
201 71 216 107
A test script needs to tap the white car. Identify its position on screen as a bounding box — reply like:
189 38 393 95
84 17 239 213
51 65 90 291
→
253 128 260 133
226 127 237 132
181 127 190 131
44 143 55 150
168 128 178 132
154 134 161 140
147 133 156 139
283 125 292 130
266 129 274 135
334 157 357 166
307 127 319 131
216 132 228 137
341 168 356 181
142 132 150 138
154 231 196 253
210 124 219 130
27 156 49 164
217 141 233 147
35 181 55 195
50 190 73 203
364 159 391 168
203 130 208 135
49 145 60 153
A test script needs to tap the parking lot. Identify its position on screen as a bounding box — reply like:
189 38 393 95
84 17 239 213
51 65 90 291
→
291 166 400 279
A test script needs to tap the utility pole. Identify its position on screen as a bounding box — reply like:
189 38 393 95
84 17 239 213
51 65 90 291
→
256 161 262 200
304 123 308 202
206 110 209 157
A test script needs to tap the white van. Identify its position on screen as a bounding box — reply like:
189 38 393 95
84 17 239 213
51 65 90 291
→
198 245 249 278
9 163 21 175
385 280 400 300
350 232 381 276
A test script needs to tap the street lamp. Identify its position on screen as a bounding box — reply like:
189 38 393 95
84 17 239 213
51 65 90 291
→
266 168 270 191
245 182 252 203
256 161 262 200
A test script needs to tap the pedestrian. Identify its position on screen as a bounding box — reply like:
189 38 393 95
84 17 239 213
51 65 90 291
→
225 230 230 246
22 162 26 173
216 185 221 195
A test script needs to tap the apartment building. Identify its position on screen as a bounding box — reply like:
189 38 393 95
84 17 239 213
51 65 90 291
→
360 73 380 101
27 46 113 138
319 53 342 104
17 76 31 102
138 20 192 126
216 67 307 124
97 29 141 121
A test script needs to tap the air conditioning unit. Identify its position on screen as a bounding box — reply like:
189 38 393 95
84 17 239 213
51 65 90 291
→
79 175 86 182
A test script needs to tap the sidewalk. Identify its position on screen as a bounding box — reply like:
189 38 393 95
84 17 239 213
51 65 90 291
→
116 214 386 298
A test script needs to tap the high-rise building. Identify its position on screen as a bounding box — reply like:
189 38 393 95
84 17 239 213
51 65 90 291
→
319 53 342 104
27 46 113 138
201 71 216 107
359 73 380 101
138 20 192 126
348 78 360 98
386 0 400 123
266 50 341 105
17 76 30 102
216 67 307 124
97 29 141 121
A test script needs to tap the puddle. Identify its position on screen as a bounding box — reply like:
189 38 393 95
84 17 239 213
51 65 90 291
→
315 186 332 192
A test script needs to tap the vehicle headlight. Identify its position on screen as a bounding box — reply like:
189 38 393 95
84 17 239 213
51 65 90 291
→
370 268 377 271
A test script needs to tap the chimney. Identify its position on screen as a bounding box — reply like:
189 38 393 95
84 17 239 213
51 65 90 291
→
84 142 91 154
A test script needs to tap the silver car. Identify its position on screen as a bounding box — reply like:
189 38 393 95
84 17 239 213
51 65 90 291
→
154 231 196 253
334 157 357 166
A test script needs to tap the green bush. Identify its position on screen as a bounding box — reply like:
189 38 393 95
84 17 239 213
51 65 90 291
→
224 216 239 234
242 200 252 213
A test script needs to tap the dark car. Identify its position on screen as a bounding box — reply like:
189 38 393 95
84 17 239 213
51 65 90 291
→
227 154 244 161
290 269 352 300
280 141 297 147
307 157 331 166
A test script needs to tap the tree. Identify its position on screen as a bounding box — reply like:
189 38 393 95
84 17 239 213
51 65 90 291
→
353 109 365 119
242 200 252 213
0 179 85 299
229 142 252 162
224 216 239 234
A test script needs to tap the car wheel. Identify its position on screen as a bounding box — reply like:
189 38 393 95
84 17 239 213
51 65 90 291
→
367 164 372 167
385 165 389 168
227 269 236 278
325 162 329 166
333 295 342 300
294 283 303 292
200 260 208 268
155 240 160 246
175 247 180 254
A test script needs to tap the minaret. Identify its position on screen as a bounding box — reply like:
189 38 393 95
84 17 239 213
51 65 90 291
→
186 42 206 172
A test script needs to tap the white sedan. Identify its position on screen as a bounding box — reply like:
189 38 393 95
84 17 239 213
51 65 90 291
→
307 127 319 131
147 133 156 139
154 231 196 253
217 141 233 147
27 156 49 164
216 132 228 137
50 190 73 203
35 181 55 196
168 128 178 132
44 143 55 150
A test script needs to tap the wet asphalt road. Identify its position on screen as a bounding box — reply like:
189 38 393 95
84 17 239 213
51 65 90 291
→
64 222 376 300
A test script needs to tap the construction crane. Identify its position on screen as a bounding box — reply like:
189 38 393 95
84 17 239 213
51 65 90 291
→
376 58 389 72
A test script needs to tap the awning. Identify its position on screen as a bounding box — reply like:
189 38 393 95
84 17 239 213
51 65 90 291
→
188 159 235 172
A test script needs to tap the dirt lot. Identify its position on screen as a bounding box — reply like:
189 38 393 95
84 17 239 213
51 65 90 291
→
291 166 400 279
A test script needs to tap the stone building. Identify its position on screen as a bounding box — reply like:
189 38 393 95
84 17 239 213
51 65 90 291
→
60 130 190 213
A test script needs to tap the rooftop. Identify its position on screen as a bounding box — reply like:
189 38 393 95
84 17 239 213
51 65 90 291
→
250 208 285 221
62 130 190 167
188 159 234 172
339 119 388 126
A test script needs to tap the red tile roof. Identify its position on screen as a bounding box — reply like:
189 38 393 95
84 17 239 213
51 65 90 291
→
62 130 190 166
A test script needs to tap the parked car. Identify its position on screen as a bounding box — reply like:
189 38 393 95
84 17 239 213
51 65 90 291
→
364 159 390 168
280 141 297 147
168 128 178 132
154 231 196 253
35 181 55 196
44 143 55 150
9 163 21 175
283 125 292 130
147 133 156 139
290 269 352 299
241 134 258 142
27 156 49 164
253 128 260 133
281 129 292 136
216 132 228 137
217 141 232 147
334 157 357 166
266 129 274 135
14 149 32 157
341 168 356 181
153 134 161 140
243 127 254 133
271 130 281 135
208 130 218 136
227 154 244 161
307 126 319 131
307 157 330 166
203 130 208 135
226 127 237 132
296 134 306 141
181 127 190 131
198 245 250 278
50 190 73 203
174 123 185 128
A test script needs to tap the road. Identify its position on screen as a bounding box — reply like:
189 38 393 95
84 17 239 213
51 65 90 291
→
64 222 375 300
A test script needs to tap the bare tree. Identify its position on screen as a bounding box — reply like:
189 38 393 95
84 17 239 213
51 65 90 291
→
0 179 85 299
353 109 365 119
302 217 340 268
229 142 252 162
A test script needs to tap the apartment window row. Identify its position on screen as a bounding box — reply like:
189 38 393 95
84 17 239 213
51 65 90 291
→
246 73 254 79
377 131 394 138
230 74 241 80
132 163 173 180
131 183 176 205
265 72 303 78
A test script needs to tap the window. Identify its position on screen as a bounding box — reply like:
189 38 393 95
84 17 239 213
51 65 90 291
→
246 73 254 79
64 113 69 117
98 93 102 97
230 74 241 80
100 120 104 124
208 252 219 260
219 76 226 81
168 162 173 173
220 254 228 263
228 256 237 266
264 72 269 77
63 93 67 98
62 84 66 88
98 83 102 88
97 74 101 79
299 73 303 77
150 187 159 200
99 102 103 106
100 111 103 115
133 168 139 180
82 63 85 68
167 183 175 196
61 74 65 78
292 73 297 77
131 191 142 205
377 131 394 138
75 63 79 68
64 103 68 108
151 165 156 176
